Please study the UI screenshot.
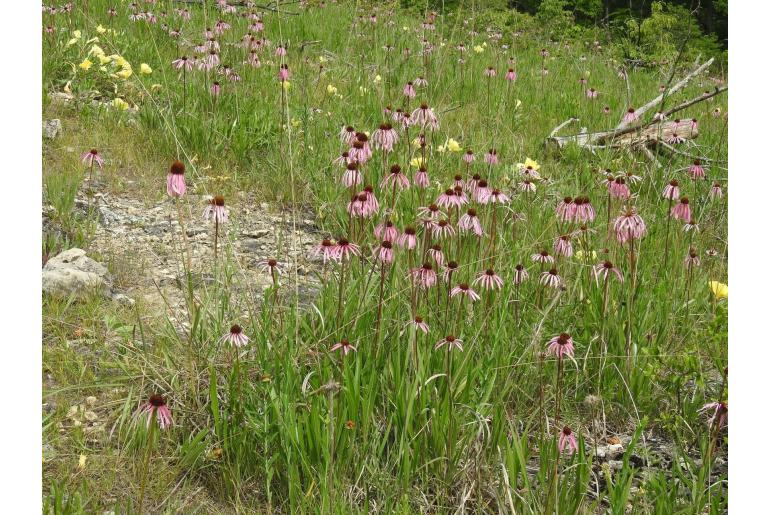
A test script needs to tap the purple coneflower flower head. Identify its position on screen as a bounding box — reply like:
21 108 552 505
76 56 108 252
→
374 221 399 242
613 208 646 242
381 164 410 190
474 269 504 290
710 182 723 199
484 66 497 77
602 105 611 115
167 161 187 198
397 226 418 250
458 208 483 236
427 244 445 267
81 149 104 169
463 150 475 163
609 177 630 200
330 339 357 355
556 197 575 222
376 240 394 264
414 166 430 188
540 268 562 289
436 189 462 209
442 261 459 282
671 198 691 221
340 125 357 146
411 103 439 130
547 333 575 360
593 261 623 283
699 401 727 430
554 235 573 257
172 55 194 71
683 219 700 232
623 108 637 123
210 81 221 96
220 324 249 347
278 64 289 81
479 188 510 205
411 263 438 289
688 159 706 180
513 264 529 285
203 196 228 223
341 162 361 187
275 44 287 57
484 149 499 165
585 88 598 99
257 258 284 276
473 179 491 202
410 316 429 334
662 179 680 200
505 69 517 81
435 334 463 351
334 238 361 261
574 197 596 222
372 123 399 152
519 179 536 193
684 248 701 267
311 239 339 263
451 283 481 301
531 250 554 264
431 219 456 239
666 132 685 144
138 394 173 430
403 81 416 98
559 426 578 455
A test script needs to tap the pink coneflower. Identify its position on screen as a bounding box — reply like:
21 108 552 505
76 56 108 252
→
613 208 647 242
341 162 363 188
427 244 445 267
593 261 623 283
585 88 598 99
413 166 429 188
410 316 429 334
463 150 475 163
559 426 578 455
347 193 368 218
540 268 562 289
403 81 416 98
684 248 701 267
484 66 497 77
334 151 352 167
354 132 373 161
172 55 194 71
465 174 482 194
334 238 361 260
275 44 287 57
609 177 631 200
166 161 187 198
555 196 575 221
666 132 685 144
220 324 249 347
374 221 399 242
513 264 529 285
278 64 289 81
712 107 722 117
531 250 554 264
203 196 228 223
547 333 575 360
435 334 463 351
652 111 668 122
662 179 680 200
505 69 517 81
414 76 428 87
623 108 637 123
436 189 461 209
418 203 443 220
340 125 357 145
410 263 438 289
431 219 456 239
578 77 588 86
452 174 465 189
210 81 222 96
442 261 459 282
330 338 357 355
397 226 418 249
411 103 440 130
311 238 339 263
215 19 231 34
671 197 691 221
81 149 104 169
138 394 173 429
474 269 504 290
245 51 261 67
372 123 399 152
381 164 410 190
554 235 573 257
376 240 394 264
688 159 706 180
699 401 727 430
257 258 285 278
473 179 492 202
574 197 596 222
458 208 483 236
710 182 723 199
484 149 499 165
602 106 611 115
479 188 510 204
540 48 550 58
683 219 700 232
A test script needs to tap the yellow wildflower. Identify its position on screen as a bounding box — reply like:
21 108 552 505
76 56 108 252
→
89 45 105 57
446 138 461 152
473 45 484 53
140 63 152 75
282 81 291 90
98 54 111 65
374 74 382 83
78 454 87 470
517 157 540 171
709 281 728 300
326 84 338 95
575 250 598 260
73 30 82 39
410 156 425 168
96 25 107 34
116 68 132 79
79 59 93 71
112 98 130 111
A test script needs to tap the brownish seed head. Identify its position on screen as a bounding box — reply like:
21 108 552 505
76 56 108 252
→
170 161 185 175
213 196 225 206
390 164 402 174
149 394 166 407
405 226 416 235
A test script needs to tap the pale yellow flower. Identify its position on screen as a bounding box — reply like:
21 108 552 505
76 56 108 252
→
89 44 105 57
373 74 382 83
78 454 87 470
96 25 107 34
446 138 461 152
326 84 338 95
709 281 728 300
73 30 82 39
116 68 132 79
282 81 291 90
98 54 111 65
517 157 540 171
473 45 484 53
79 59 93 71
140 63 152 75
575 250 597 260
112 98 130 111
151 83 163 92
410 156 425 168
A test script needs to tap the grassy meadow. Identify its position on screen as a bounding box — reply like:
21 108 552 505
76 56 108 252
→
42 1 728 512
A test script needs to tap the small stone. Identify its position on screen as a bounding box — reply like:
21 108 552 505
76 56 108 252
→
85 396 97 406
608 443 624 458
43 119 62 139
84 410 98 422
111 293 135 307
608 460 624 471
43 249 111 299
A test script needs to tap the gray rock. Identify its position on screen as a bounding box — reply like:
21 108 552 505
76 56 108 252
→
608 443 624 459
42 248 111 298
43 119 62 139
111 293 135 307
608 460 624 471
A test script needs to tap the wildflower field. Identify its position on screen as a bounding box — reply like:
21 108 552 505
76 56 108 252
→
41 1 728 512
